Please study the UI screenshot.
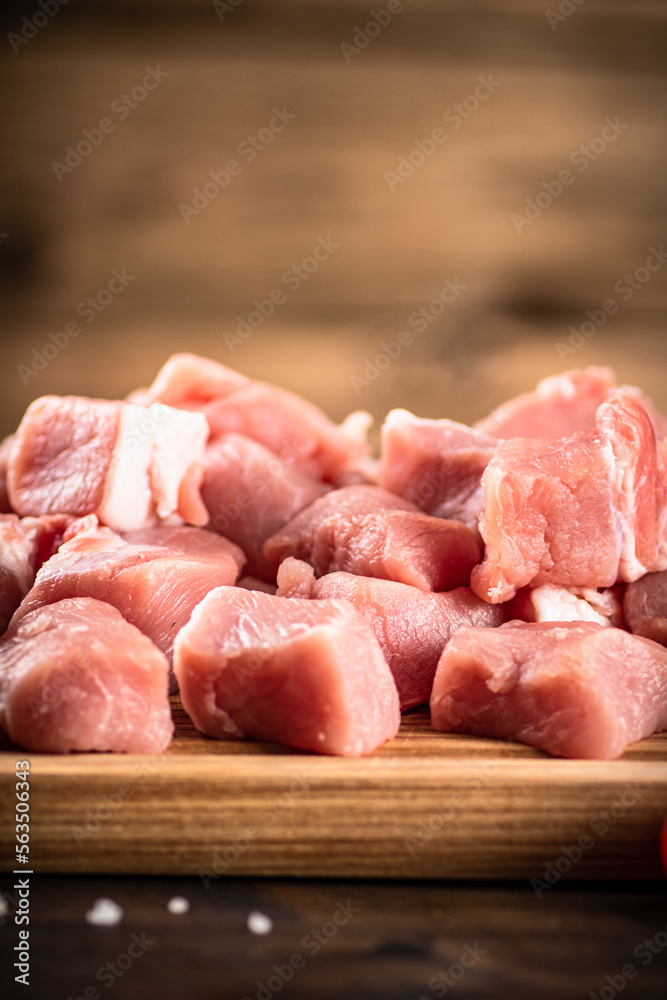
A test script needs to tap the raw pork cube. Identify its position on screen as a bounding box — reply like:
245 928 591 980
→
201 433 330 580
132 352 371 482
173 586 400 756
264 485 480 592
430 620 667 760
7 395 209 531
472 391 667 603
623 571 667 645
0 597 173 753
474 367 667 440
379 409 498 529
0 514 70 633
11 518 245 664
277 557 504 709
508 583 624 628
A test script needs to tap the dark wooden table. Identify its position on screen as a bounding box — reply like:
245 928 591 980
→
1 874 667 999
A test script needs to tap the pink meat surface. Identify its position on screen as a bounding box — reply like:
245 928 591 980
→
623 571 667 645
8 395 208 531
264 485 481 592
201 433 330 580
11 519 244 664
174 586 400 756
379 409 498 529
133 352 371 482
121 523 245 571
0 597 172 753
0 435 14 513
430 620 667 759
472 391 667 603
0 514 71 633
474 367 667 441
508 584 624 628
277 557 504 709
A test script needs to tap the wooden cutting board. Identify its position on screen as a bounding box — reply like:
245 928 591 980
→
1 699 666 881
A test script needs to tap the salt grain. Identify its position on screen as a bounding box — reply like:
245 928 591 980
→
85 898 123 927
167 896 190 915
247 910 273 935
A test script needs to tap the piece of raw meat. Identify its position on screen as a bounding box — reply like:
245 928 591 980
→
474 367 667 440
0 597 172 753
430 620 667 760
264 485 481 592
174 586 400 756
11 518 245 665
277 557 505 708
132 352 371 482
0 435 14 513
508 584 624 628
7 395 209 531
0 514 71 633
379 408 498 529
201 433 330 580
472 391 667 603
623 571 667 645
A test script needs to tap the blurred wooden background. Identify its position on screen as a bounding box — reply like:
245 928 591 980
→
0 0 666 442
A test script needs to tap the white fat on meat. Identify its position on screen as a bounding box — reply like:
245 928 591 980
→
9 396 209 533
99 402 209 531
97 403 154 531
509 583 623 628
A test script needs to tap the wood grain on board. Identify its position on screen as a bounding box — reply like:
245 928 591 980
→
1 703 666 881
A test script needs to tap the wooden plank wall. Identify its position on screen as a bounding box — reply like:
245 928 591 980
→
0 0 665 439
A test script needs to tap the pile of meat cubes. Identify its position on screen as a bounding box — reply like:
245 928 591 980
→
1 355 667 760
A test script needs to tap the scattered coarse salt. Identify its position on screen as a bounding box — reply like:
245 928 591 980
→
167 896 190 915
247 910 273 935
85 898 123 927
